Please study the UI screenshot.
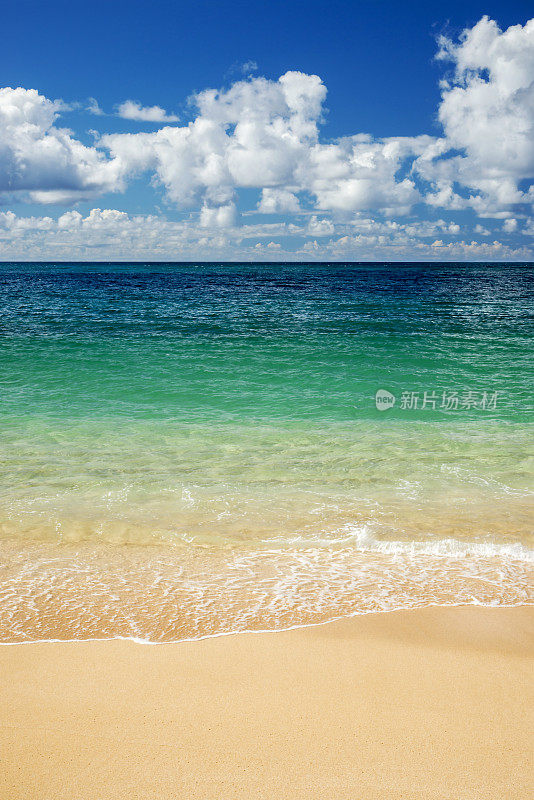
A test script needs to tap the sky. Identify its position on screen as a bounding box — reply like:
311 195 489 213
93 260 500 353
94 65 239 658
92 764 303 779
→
0 0 533 261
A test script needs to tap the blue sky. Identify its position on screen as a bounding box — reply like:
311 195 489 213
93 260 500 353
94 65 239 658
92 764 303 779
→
0 1 533 260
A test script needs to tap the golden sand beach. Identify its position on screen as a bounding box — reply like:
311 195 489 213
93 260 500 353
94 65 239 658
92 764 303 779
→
1 604 533 800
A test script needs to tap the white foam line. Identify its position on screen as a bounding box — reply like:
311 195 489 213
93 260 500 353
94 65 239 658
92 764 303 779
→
341 529 534 561
1 599 532 647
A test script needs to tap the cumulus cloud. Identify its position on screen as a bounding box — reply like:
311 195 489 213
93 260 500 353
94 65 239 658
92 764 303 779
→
307 215 335 236
0 16 532 258
258 188 300 213
98 17 534 222
101 73 440 218
416 16 534 215
0 87 122 202
199 202 236 228
503 217 518 233
101 71 329 211
116 100 179 122
306 135 431 213
1 207 531 262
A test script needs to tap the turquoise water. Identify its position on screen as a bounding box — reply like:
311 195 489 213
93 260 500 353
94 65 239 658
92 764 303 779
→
0 262 532 642
1 262 532 422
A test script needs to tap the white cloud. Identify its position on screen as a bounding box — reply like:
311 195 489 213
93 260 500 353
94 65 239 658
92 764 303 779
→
103 73 435 217
116 100 179 123
254 240 281 251
416 16 534 215
503 217 518 233
199 202 236 228
102 22 534 221
0 87 122 202
258 188 300 213
0 16 532 258
241 61 258 74
1 207 531 262
307 215 335 236
102 71 328 209
87 97 104 116
305 135 432 214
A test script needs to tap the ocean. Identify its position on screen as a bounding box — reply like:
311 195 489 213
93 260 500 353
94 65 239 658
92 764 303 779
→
0 262 532 642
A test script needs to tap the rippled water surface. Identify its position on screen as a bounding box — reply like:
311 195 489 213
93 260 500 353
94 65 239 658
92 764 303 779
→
0 262 532 641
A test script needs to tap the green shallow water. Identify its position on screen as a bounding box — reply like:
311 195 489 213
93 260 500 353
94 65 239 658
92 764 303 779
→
0 262 532 641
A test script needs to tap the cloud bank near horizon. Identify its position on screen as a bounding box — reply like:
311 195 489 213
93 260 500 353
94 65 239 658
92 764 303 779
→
0 16 533 260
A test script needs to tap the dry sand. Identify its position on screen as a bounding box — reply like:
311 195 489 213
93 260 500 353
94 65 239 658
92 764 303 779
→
1 605 533 799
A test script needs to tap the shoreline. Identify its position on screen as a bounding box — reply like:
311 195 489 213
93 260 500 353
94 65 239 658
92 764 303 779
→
2 604 533 799
2 534 532 643
1 599 533 647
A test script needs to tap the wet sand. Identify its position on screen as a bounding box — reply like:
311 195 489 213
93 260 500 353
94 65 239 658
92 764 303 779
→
1 605 533 799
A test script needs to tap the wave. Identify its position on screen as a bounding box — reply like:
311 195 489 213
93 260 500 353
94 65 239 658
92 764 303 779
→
341 526 534 561
0 534 532 645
